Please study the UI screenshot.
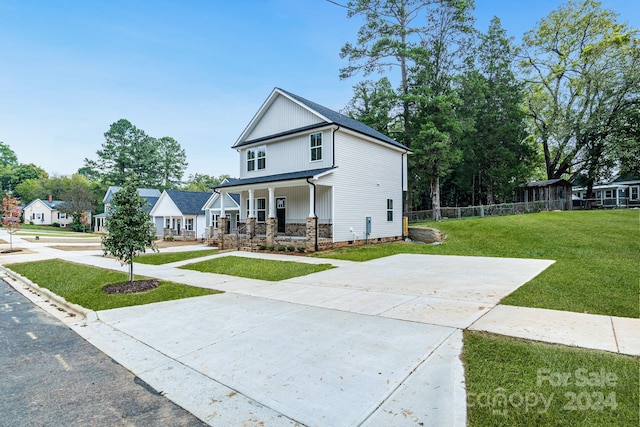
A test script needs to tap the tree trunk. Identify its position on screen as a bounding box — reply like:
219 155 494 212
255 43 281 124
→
487 183 495 205
128 259 134 282
431 175 441 221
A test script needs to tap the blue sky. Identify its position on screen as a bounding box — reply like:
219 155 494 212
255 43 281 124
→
1 0 638 179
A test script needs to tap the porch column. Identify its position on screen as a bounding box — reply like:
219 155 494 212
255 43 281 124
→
266 187 276 247
217 216 227 250
248 189 255 218
308 183 315 217
220 191 226 217
268 187 275 218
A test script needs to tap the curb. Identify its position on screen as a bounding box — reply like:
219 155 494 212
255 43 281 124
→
0 265 98 322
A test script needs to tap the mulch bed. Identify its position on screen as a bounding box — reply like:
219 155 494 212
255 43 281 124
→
102 279 159 294
0 249 23 254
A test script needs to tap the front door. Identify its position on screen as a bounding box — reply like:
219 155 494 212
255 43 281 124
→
276 197 286 233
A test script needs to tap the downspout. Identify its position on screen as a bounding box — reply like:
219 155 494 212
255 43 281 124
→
331 125 340 168
306 177 319 252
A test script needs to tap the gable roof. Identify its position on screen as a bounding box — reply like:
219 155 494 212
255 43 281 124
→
233 88 409 151
23 198 67 211
103 186 161 203
201 191 241 211
165 190 211 215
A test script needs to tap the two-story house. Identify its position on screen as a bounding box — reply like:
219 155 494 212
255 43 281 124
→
214 88 411 251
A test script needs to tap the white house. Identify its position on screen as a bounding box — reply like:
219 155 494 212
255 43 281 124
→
201 188 241 239
94 186 161 233
149 190 211 240
22 197 73 227
214 87 411 251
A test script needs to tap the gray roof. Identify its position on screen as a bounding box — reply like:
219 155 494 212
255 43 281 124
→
229 193 240 205
165 190 211 215
215 167 335 189
104 186 161 203
521 179 572 188
234 88 409 151
142 197 159 213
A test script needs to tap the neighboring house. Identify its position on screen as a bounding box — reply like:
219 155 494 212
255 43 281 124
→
516 179 573 211
214 87 411 251
201 187 241 239
149 190 212 240
572 175 640 208
94 186 161 233
22 197 74 227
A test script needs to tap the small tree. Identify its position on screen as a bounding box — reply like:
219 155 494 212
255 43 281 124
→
101 180 157 282
2 194 20 252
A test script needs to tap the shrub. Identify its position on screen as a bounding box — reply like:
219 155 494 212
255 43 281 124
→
164 236 174 241
287 246 295 252
297 247 306 253
52 222 60 228
277 245 286 252
259 245 267 251
268 246 275 251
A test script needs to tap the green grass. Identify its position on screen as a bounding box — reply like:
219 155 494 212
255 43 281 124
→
6 259 220 311
464 331 639 426
13 223 100 237
134 249 218 265
313 210 639 317
180 255 334 281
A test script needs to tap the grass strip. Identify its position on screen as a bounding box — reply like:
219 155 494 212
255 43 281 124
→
6 259 219 311
134 249 218 265
464 331 639 426
180 255 334 281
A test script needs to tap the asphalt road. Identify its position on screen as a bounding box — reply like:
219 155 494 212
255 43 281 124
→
0 279 207 427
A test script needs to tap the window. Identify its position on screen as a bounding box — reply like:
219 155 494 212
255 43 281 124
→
185 218 194 231
387 199 393 222
165 218 171 228
247 149 255 171
246 146 266 171
257 146 266 170
256 198 266 222
246 198 266 222
605 189 613 199
59 213 67 219
310 132 322 161
631 186 639 200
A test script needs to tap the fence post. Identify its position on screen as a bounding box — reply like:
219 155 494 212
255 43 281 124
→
457 207 461 219
480 205 485 218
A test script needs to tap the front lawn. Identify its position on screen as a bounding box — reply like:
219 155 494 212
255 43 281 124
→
180 255 334 281
6 259 220 310
464 331 639 426
314 210 638 318
134 249 218 265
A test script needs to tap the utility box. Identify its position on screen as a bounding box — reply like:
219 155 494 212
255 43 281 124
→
365 216 372 235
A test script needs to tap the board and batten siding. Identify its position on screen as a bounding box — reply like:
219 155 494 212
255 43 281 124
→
246 95 322 141
319 131 404 243
239 129 333 178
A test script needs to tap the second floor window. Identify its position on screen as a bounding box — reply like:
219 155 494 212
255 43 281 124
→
310 132 322 161
247 146 266 171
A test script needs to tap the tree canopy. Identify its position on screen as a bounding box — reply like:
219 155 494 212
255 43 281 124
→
84 119 188 190
102 179 157 282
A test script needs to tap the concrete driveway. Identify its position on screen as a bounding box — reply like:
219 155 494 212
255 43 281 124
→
71 253 553 426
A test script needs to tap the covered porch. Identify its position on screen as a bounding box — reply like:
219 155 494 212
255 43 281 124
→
214 169 334 252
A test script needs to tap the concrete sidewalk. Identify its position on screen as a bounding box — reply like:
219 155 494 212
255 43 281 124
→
2 233 638 426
